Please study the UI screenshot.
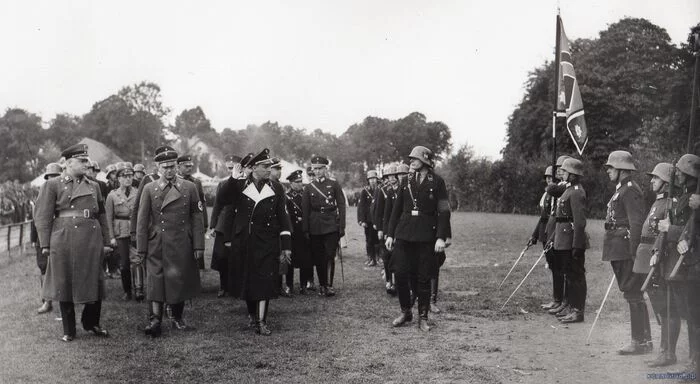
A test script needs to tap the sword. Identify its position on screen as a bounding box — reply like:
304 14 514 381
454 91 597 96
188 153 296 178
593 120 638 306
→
498 244 532 289
586 273 616 345
500 244 549 311
337 240 345 286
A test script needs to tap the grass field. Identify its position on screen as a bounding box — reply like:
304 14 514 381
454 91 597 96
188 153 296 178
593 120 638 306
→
0 208 693 383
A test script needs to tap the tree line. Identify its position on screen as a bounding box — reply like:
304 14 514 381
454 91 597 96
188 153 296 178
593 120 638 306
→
439 18 699 218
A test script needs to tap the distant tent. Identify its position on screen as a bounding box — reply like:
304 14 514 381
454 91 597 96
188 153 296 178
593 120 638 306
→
78 138 124 168
30 174 46 188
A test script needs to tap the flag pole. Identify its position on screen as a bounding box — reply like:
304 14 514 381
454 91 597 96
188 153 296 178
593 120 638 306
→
552 13 562 173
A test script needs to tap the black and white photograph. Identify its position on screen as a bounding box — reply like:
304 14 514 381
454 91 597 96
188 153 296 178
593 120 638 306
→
1 0 699 382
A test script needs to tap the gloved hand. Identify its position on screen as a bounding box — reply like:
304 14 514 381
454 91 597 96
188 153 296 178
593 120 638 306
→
650 251 659 267
385 237 394 251
445 238 452 248
657 218 670 233
678 239 690 254
41 247 50 256
377 231 383 240
527 237 537 247
110 238 117 247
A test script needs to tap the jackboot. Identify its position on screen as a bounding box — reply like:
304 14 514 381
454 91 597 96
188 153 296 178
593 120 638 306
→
144 301 163 338
255 300 271 336
171 302 194 330
132 263 145 302
392 308 413 327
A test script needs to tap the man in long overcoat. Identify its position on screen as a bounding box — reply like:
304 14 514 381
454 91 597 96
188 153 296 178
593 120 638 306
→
216 148 292 335
136 147 204 337
34 143 111 342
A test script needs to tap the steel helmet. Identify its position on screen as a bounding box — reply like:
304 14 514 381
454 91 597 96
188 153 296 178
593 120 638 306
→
560 158 584 176
396 164 410 174
605 150 636 171
647 162 674 183
408 146 434 168
544 165 554 177
44 163 63 179
556 155 571 167
366 170 378 180
384 165 397 177
676 154 700 178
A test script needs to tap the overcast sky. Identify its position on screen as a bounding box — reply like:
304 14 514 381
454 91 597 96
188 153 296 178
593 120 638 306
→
2 0 698 159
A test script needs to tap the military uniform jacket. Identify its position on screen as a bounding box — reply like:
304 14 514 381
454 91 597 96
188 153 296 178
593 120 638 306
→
602 177 644 262
658 187 693 280
357 185 376 225
382 186 397 234
34 173 110 303
387 170 451 243
679 189 700 280
136 177 204 303
545 182 567 244
286 189 312 268
553 182 587 251
182 174 208 233
531 191 553 244
217 176 292 300
373 186 388 232
105 186 137 240
130 173 160 236
633 193 670 274
302 176 347 236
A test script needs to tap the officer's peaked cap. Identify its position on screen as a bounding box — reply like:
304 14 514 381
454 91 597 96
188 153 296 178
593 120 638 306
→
310 156 330 167
249 148 273 166
177 155 194 165
61 143 89 160
287 169 303 182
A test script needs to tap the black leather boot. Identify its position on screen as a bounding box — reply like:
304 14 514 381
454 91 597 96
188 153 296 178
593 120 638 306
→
145 301 163 338
171 302 194 331
392 308 413 327
255 301 271 336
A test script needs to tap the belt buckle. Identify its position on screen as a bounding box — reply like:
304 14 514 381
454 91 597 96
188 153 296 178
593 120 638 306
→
83 209 90 219
411 210 419 216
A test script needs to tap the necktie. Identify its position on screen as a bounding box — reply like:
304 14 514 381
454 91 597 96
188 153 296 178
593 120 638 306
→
162 182 172 195
125 187 130 197
417 173 422 185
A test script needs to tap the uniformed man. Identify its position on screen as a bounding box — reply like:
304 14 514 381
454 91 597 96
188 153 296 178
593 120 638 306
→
678 171 700 380
216 149 292 335
544 155 572 315
34 143 111 342
303 165 318 292
381 164 409 296
548 158 588 324
178 154 208 270
86 160 110 200
286 170 313 295
133 163 146 188
385 146 451 331
105 162 141 301
359 170 379 266
659 154 700 369
375 165 394 292
270 157 282 182
603 150 652 353
302 156 346 297
210 154 242 298
636 163 677 367
130 146 176 243
105 164 119 192
31 162 63 314
136 147 204 337
529 166 556 309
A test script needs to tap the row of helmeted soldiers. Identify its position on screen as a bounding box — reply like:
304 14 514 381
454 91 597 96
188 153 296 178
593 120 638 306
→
527 150 700 377
357 146 453 330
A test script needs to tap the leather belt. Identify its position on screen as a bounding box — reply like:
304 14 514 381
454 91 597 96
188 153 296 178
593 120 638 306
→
556 217 573 223
312 207 337 213
114 215 130 220
604 222 629 230
404 211 436 216
56 209 97 219
640 236 657 244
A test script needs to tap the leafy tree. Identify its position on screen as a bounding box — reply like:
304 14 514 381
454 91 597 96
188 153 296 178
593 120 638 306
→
174 106 213 138
0 109 44 181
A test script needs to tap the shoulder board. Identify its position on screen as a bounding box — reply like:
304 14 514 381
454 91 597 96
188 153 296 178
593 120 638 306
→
329 177 336 181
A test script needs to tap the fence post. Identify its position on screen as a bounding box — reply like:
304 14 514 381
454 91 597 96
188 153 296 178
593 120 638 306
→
6 225 11 259
19 222 24 256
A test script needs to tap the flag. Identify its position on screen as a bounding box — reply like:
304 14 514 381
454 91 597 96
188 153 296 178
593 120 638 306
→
556 17 588 155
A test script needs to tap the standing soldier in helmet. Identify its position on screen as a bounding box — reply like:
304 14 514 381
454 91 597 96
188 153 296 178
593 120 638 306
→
544 155 571 315
31 162 63 314
529 165 556 308
177 155 208 270
386 146 451 332
636 163 678 367
374 165 393 291
358 170 379 267
658 153 700 370
549 158 588 324
132 164 146 188
603 150 652 354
